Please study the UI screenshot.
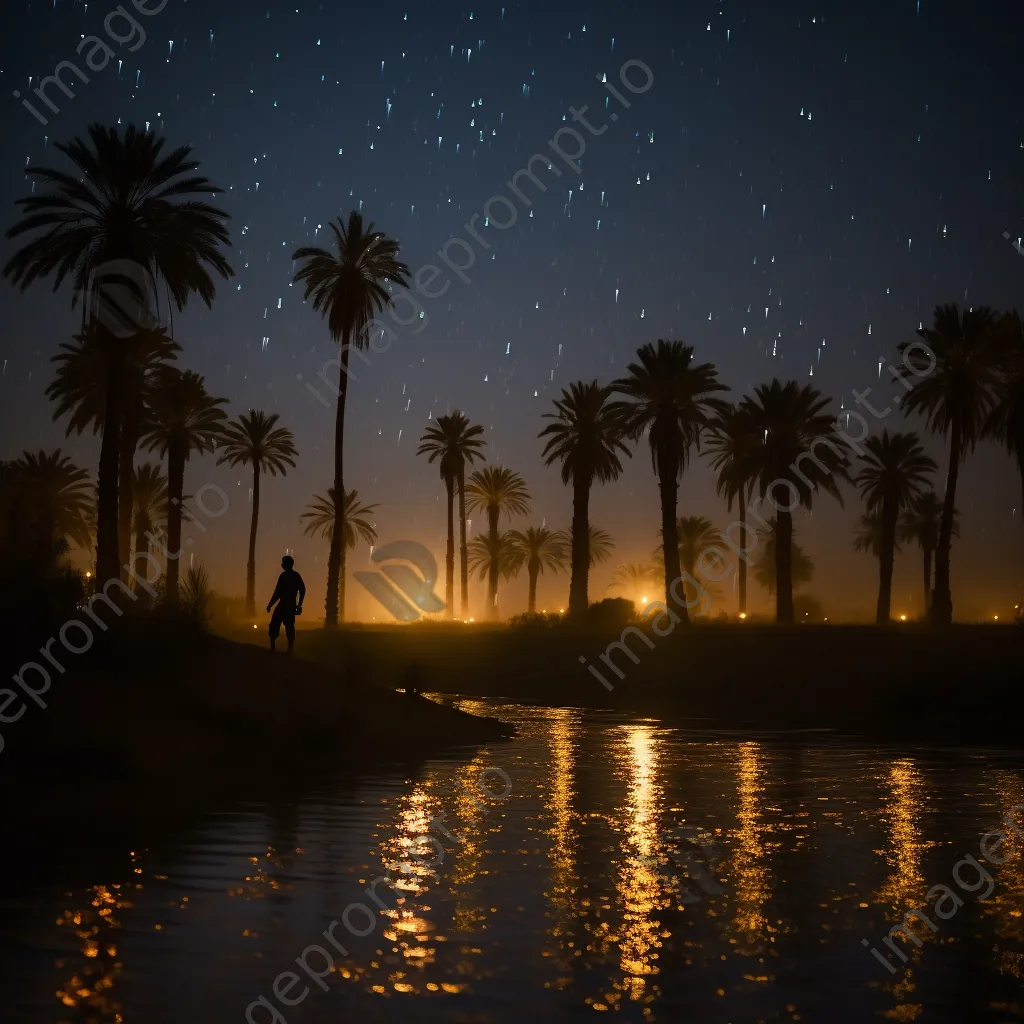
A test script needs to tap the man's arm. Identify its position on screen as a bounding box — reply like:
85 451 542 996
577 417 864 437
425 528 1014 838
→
267 575 282 612
297 574 306 607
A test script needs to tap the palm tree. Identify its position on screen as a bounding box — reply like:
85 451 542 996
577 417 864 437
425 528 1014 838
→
655 515 726 610
753 517 815 596
301 489 378 621
4 124 233 584
301 488 379 552
675 516 725 578
983 310 1024 518
466 467 531 620
739 380 851 624
140 368 227 604
292 212 410 625
607 562 662 609
130 462 167 597
46 325 180 575
539 381 630 619
706 403 758 615
899 491 960 618
467 532 525 617
900 304 1001 624
508 527 569 614
610 340 728 623
854 431 936 623
0 453 91 620
852 509 888 560
608 562 662 589
5 449 93 554
585 525 616 566
217 411 298 616
417 412 486 618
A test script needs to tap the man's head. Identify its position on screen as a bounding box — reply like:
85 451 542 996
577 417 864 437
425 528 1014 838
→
282 555 294 570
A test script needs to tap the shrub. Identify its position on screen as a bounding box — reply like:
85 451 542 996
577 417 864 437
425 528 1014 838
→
586 597 635 630
508 611 564 630
180 564 213 630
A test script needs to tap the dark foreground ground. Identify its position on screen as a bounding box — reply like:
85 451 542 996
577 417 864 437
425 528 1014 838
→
230 620 1024 746
0 617 510 866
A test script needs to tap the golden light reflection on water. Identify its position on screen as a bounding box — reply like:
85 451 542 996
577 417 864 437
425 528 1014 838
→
370 779 445 994
339 739 503 1000
448 752 494 940
543 708 581 982
984 771 1024 973
20 706 1024 1023
55 880 130 1021
600 723 670 1015
228 846 290 900
874 758 935 1011
729 742 772 956
876 760 933 915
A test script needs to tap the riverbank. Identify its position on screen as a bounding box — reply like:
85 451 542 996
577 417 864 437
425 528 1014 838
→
0 618 511 865
241 621 1024 746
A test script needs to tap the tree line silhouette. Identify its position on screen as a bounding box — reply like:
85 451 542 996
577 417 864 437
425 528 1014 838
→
3 124 1021 627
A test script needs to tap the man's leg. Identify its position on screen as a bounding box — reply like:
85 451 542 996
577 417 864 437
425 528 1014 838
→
284 614 296 653
269 607 283 651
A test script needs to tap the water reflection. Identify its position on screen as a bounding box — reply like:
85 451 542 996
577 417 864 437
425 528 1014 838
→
55 881 127 1021
543 707 581 982
729 742 772 956
876 759 932 913
871 758 933 1013
987 771 1024 978
604 723 669 1014
6 708 1024 1023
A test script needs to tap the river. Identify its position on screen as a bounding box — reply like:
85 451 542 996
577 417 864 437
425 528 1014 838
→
2 700 1023 1022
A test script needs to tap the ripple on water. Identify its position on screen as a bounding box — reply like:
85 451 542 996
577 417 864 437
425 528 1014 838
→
2 703 1024 1023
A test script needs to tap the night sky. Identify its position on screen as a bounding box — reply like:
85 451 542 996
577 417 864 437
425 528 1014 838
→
1 0 1022 621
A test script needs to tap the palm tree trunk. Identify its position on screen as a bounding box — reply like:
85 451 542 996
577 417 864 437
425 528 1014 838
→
134 513 151 604
487 504 500 620
444 475 455 618
568 476 591 619
245 466 260 617
458 465 469 617
738 483 748 616
117 420 139 580
932 419 961 626
923 545 933 618
1018 450 1024 529
165 442 185 606
528 560 539 614
775 499 794 625
325 339 351 627
659 454 688 625
96 332 125 584
876 500 897 625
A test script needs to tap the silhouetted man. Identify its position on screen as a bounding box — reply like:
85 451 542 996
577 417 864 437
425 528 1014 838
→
267 555 305 653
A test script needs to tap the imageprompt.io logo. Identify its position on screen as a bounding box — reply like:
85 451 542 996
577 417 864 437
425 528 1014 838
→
637 825 728 903
77 258 159 337
354 540 445 621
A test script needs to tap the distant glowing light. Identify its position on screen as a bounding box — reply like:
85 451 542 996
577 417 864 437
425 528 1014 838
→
559 608 565 614
899 614 907 621
641 595 647 605
994 615 999 621
739 612 747 620
85 571 92 578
